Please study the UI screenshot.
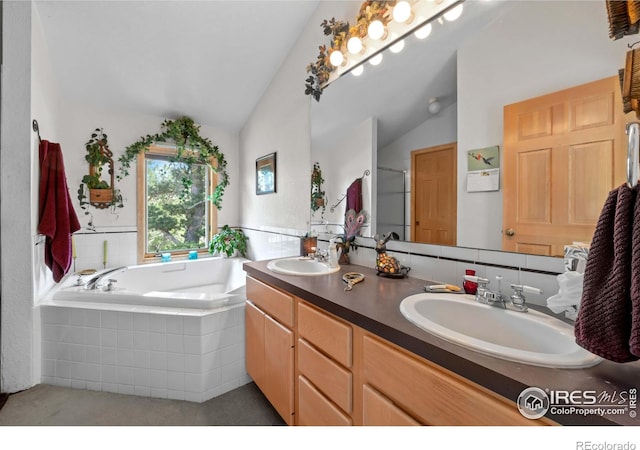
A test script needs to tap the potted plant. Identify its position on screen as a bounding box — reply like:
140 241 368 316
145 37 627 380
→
209 225 249 258
79 128 115 206
311 162 326 214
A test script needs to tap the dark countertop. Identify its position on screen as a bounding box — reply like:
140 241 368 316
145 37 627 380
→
244 259 640 426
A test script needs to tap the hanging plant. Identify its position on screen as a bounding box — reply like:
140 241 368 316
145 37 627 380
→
305 18 350 101
311 161 326 215
118 116 229 209
77 128 124 214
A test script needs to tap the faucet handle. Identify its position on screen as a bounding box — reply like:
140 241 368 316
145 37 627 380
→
510 284 543 295
464 275 489 286
508 284 542 312
103 279 117 291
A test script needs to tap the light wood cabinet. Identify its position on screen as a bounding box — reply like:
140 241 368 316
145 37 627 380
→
296 301 354 425
360 333 552 426
245 276 555 426
245 277 295 425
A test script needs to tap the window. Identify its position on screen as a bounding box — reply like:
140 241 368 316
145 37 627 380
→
137 145 217 262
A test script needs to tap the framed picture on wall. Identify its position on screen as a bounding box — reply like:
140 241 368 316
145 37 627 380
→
256 152 277 195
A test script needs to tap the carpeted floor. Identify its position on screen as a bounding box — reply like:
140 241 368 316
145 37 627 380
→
0 382 284 426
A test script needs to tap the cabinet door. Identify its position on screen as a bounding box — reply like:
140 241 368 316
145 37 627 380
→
245 301 265 389
264 314 295 425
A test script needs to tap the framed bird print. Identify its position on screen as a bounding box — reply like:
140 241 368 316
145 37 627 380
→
467 146 500 192
467 146 500 171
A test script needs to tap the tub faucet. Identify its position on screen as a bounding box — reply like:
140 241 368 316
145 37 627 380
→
85 266 128 290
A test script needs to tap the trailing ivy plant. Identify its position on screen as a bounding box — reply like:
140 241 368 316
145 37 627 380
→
118 116 229 209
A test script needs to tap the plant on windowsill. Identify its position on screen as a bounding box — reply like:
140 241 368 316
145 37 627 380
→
208 225 248 258
118 116 229 209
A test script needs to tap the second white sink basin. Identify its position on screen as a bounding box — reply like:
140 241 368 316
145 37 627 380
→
267 257 340 276
400 293 601 369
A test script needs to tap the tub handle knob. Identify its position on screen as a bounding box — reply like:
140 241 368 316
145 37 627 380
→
104 279 117 291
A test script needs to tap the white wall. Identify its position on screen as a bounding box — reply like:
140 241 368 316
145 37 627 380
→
1 0 36 393
377 103 457 239
457 0 630 249
311 116 376 237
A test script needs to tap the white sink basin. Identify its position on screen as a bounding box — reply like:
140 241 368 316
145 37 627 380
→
267 257 340 276
400 293 601 369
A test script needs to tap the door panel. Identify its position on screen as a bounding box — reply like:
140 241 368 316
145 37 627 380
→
503 76 629 256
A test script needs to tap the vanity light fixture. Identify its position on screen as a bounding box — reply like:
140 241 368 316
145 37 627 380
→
369 53 383 66
306 0 466 99
351 65 364 77
368 19 387 40
393 1 414 24
390 39 405 53
444 3 464 21
347 36 365 55
329 49 345 67
414 22 433 39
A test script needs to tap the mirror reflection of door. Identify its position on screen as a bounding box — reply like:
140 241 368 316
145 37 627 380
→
411 143 457 245
503 76 630 256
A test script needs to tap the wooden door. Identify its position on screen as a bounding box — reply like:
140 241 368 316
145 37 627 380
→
503 76 630 256
411 143 457 245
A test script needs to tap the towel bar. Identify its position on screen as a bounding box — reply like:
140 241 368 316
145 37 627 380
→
626 121 639 188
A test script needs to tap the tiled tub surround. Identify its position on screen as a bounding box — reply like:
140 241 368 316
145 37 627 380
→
40 304 249 402
39 257 253 402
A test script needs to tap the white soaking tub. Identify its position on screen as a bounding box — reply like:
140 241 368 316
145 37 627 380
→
40 257 252 403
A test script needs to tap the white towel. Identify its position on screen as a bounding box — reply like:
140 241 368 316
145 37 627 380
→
547 271 584 314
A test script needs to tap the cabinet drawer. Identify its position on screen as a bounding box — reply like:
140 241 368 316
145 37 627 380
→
246 276 293 328
298 338 352 413
363 335 543 426
297 301 352 367
297 375 352 426
363 384 420 426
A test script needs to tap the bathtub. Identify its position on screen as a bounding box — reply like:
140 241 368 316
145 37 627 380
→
40 256 252 403
50 257 248 310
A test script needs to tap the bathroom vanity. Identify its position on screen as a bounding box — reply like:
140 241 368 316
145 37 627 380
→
243 259 639 426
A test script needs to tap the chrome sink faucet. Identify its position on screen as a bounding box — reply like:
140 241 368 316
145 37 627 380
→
463 275 543 313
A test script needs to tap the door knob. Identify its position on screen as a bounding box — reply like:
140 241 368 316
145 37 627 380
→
505 228 515 236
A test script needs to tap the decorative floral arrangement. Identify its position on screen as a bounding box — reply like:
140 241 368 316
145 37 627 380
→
305 1 394 101
118 116 229 209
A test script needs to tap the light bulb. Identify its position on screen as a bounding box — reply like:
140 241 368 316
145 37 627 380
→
393 1 413 24
369 53 383 66
390 39 405 53
347 36 364 55
414 22 432 39
368 20 386 40
351 65 364 77
444 4 463 21
329 50 344 67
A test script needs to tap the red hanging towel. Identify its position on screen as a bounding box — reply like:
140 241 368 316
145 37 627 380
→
346 177 362 214
37 140 81 282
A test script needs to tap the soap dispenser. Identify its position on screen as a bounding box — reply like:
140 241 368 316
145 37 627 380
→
328 239 340 268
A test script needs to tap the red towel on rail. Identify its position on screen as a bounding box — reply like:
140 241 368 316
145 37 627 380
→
346 177 362 214
37 140 81 282
574 184 639 362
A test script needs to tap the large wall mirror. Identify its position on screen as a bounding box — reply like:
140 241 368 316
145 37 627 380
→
310 0 632 256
